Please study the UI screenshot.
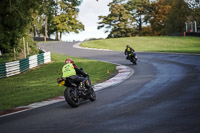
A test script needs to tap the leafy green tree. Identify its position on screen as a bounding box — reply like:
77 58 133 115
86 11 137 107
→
0 0 84 55
185 0 200 26
33 0 56 39
98 1 135 38
125 0 150 33
163 0 191 34
52 0 84 40
186 0 200 8
0 0 41 53
192 7 200 26
31 12 44 38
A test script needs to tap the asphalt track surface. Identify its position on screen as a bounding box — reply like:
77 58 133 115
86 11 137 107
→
1 42 200 133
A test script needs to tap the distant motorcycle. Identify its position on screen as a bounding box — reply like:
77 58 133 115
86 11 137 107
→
57 73 96 108
126 52 137 65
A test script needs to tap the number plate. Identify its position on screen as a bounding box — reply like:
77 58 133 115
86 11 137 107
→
59 81 65 86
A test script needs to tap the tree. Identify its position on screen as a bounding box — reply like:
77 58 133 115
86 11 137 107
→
149 0 171 35
185 0 200 8
125 0 150 33
185 0 200 26
30 0 84 41
0 0 41 53
31 12 43 38
0 0 84 54
164 0 191 34
98 1 135 38
192 7 200 26
34 0 56 39
52 0 84 40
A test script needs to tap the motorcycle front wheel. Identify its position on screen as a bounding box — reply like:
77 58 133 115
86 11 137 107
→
64 87 79 107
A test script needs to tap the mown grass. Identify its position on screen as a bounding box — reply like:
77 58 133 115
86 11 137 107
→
81 37 200 54
0 53 116 110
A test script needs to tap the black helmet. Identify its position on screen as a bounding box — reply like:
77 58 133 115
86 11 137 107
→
126 45 130 48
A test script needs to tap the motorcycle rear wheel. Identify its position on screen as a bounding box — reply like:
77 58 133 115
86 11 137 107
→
89 87 96 101
130 57 137 65
134 59 137 65
64 87 79 107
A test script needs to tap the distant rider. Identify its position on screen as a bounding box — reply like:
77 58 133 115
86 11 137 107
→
124 45 135 60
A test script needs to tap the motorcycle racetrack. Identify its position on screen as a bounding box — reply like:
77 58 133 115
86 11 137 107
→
0 41 200 133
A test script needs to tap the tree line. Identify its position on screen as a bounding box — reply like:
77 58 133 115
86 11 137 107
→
98 0 200 38
0 0 83 54
0 0 199 55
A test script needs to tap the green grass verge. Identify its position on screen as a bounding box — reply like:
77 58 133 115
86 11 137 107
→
0 53 116 110
81 37 200 54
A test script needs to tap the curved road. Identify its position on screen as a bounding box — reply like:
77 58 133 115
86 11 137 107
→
0 42 200 133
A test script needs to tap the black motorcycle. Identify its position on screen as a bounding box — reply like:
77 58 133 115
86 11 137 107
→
127 52 137 65
57 75 96 108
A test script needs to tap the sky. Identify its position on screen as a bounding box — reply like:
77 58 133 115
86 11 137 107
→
62 0 112 42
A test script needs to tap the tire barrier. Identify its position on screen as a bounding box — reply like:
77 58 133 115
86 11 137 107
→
0 52 51 78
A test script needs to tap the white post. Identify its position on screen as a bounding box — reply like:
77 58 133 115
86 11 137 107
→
14 48 16 60
23 37 26 58
194 21 197 32
191 22 193 32
26 42 29 55
185 22 188 32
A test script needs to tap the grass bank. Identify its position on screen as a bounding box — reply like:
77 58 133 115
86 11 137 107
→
81 37 200 54
0 53 116 110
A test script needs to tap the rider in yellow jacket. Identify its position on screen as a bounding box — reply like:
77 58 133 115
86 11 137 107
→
62 59 89 89
124 45 135 60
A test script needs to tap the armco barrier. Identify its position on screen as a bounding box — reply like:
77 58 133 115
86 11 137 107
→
0 52 51 78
